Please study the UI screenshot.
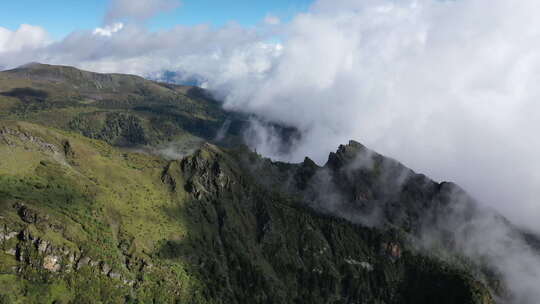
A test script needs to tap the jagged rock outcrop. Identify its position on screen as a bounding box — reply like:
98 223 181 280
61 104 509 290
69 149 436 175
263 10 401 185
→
152 143 495 304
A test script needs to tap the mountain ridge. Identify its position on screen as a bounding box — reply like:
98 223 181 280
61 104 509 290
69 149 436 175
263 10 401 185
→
0 63 537 303
0 120 495 303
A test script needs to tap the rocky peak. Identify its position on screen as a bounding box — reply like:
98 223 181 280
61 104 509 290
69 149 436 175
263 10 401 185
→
325 140 369 170
178 143 239 199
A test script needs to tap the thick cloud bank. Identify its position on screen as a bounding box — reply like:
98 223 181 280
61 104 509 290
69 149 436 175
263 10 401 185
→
216 0 540 235
0 0 539 235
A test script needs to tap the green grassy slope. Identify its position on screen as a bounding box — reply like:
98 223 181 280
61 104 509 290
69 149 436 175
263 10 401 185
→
0 63 246 148
0 121 202 303
0 120 493 304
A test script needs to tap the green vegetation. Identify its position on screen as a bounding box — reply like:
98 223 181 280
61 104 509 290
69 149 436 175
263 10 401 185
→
0 64 496 303
0 63 246 147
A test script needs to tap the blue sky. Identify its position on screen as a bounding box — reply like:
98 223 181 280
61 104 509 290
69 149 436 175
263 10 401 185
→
1 0 313 39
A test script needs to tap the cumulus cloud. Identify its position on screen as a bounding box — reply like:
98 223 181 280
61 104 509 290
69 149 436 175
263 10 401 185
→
0 24 49 53
93 22 124 37
104 0 181 24
0 21 274 78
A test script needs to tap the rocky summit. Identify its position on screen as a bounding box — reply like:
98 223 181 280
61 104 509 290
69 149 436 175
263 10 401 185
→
0 63 533 303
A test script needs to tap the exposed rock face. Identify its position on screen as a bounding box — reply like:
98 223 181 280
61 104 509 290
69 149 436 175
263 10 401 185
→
0 227 18 242
36 239 49 253
0 127 58 153
100 262 111 275
108 271 121 280
17 204 42 224
382 242 402 260
76 257 91 270
152 143 495 304
43 255 60 272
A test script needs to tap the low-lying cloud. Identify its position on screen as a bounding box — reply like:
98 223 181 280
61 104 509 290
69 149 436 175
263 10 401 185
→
0 0 539 237
216 0 540 235
295 144 540 303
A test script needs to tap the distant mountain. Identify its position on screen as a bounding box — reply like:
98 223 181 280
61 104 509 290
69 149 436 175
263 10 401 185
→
146 70 207 87
0 62 247 148
0 63 536 303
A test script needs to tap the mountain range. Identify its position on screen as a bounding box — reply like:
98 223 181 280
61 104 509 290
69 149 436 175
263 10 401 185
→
0 63 537 304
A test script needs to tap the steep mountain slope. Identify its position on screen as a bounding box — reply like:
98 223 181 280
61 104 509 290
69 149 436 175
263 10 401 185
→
0 63 530 303
247 140 540 303
0 121 493 304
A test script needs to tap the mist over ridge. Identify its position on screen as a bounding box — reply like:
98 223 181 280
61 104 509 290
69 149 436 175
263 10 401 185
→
2 1 540 302
1 51 540 304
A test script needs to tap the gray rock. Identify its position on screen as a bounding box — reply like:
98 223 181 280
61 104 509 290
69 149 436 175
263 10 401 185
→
100 262 111 275
77 257 91 269
20 229 34 241
109 271 121 280
37 239 50 253
68 252 76 264
5 231 18 241
43 255 61 272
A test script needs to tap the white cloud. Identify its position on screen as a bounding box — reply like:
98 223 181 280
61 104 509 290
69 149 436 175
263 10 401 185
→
0 22 269 76
209 0 540 237
104 0 181 24
93 22 124 37
0 24 49 53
